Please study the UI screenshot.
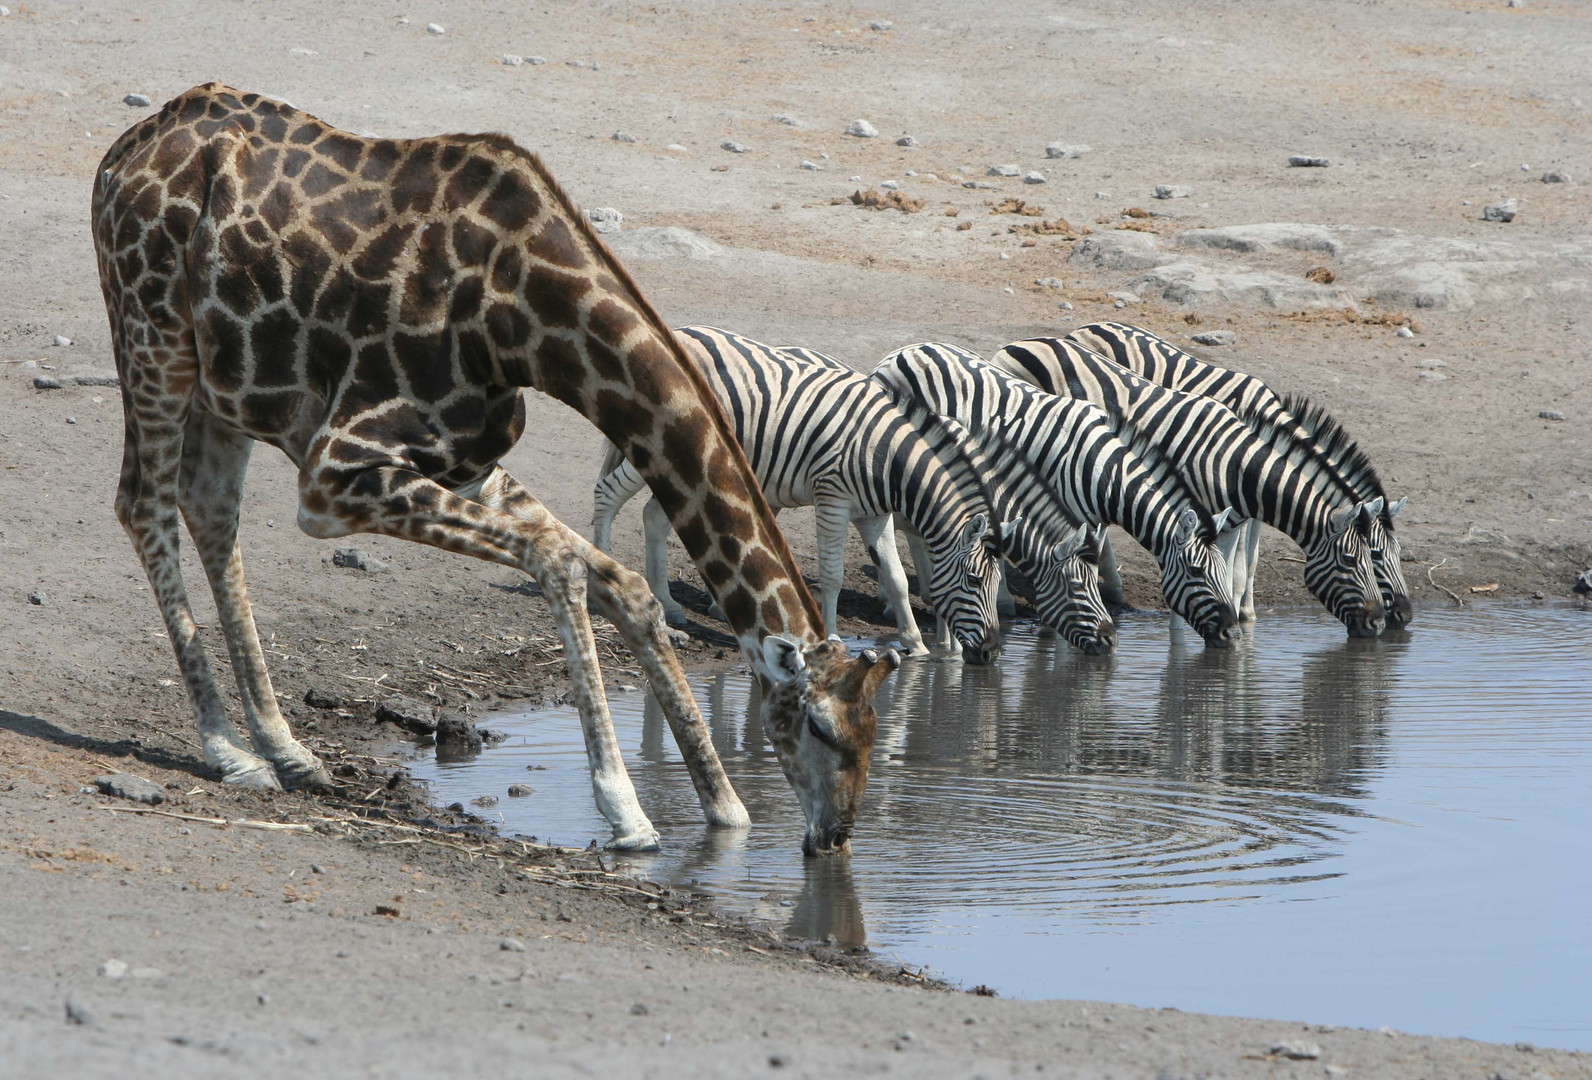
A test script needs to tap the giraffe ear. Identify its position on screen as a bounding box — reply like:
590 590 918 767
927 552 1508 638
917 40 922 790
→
762 635 806 686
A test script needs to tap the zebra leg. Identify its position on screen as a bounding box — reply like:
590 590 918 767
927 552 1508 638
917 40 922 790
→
1098 529 1127 610
996 560 1018 618
854 514 927 657
904 527 958 655
812 492 854 640
641 497 690 631
1240 518 1262 621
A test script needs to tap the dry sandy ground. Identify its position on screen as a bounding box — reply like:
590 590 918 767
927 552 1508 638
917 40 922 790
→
2 0 1590 1076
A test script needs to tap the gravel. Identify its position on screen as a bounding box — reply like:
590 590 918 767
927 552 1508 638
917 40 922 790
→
94 773 166 806
844 119 878 138
1154 184 1192 199
331 546 388 572
1289 155 1331 167
585 206 623 233
1191 330 1237 346
1045 143 1091 158
1482 199 1518 222
123 93 151 107
720 140 750 153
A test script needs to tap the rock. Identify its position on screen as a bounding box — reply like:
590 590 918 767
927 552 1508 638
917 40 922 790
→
376 697 437 735
501 937 526 952
1129 260 1354 310
1068 230 1171 271
769 1052 791 1068
1107 290 1140 305
630 1002 650 1015
879 179 899 190
1057 300 1074 310
772 113 799 126
720 140 750 153
986 164 1020 177
1482 199 1518 222
303 688 343 709
1035 277 1065 289
1539 409 1565 420
1397 326 1415 338
1154 184 1192 199
585 207 623 234
500 54 524 66
895 135 917 147
1541 171 1569 183
1289 155 1331 167
65 417 77 425
1191 330 1236 346
426 22 445 34
95 773 165 806
123 93 152 107
33 376 63 390
869 19 892 30
664 144 687 153
604 226 725 261
436 713 485 756
1414 357 1447 369
64 992 94 1026
799 160 822 170
479 728 509 745
1270 1041 1321 1060
53 334 72 347
844 119 878 138
507 783 534 797
1417 370 1447 381
962 180 997 190
331 546 387 572
72 370 120 387
1022 172 1046 184
1045 143 1091 159
98 959 129 979
1178 223 1343 256
26 589 46 606
526 56 547 65
611 131 636 143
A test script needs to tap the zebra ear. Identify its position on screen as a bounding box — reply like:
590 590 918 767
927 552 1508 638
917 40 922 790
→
1211 506 1237 533
999 517 1023 543
762 635 807 687
1174 507 1201 544
1051 523 1089 563
1364 496 1385 518
961 512 991 547
1328 504 1357 535
1386 496 1408 518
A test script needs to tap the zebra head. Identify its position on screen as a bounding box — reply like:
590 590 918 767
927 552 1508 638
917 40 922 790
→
760 636 899 857
1012 521 1116 654
1306 500 1388 638
1162 507 1243 648
924 511 1005 665
1373 497 1413 627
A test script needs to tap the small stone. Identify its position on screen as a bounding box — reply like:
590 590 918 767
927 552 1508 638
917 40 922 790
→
1289 155 1331 167
500 54 524 66
877 179 898 190
72 370 120 387
1022 171 1046 184
1271 1041 1322 1060
376 697 436 735
586 207 623 234
52 334 71 347
123 93 152 107
64 992 94 1026
963 180 997 190
1574 569 1592 596
436 713 485 756
526 56 547 65
1541 171 1569 184
1417 370 1448 381
95 773 166 806
799 160 822 170
26 589 46 606
1414 357 1447 369
772 113 799 126
1396 326 1415 338
664 143 687 153
986 164 1020 177
611 131 636 143
65 416 76 424
844 119 878 138
331 546 387 572
721 140 751 153
426 22 445 34
507 783 534 797
1154 184 1192 199
303 688 343 709
1058 300 1074 310
1324 1067 1349 1077
1045 143 1091 159
1107 290 1140 305
1538 409 1565 421
1035 277 1064 289
311 864 326 874
33 376 63 390
1482 199 1518 222
500 937 527 952
1002 287 1015 295
98 959 129 979
869 19 892 30
1192 330 1237 346
895 135 918 147
769 1052 790 1067
1000 252 1011 260
0 6 10 14
630 1002 650 1015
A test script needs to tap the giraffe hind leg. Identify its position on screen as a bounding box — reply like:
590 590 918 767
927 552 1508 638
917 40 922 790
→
178 410 331 790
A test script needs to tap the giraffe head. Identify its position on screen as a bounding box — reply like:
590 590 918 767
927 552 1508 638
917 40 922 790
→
758 636 898 857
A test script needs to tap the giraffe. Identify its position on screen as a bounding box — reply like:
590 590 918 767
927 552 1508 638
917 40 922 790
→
91 83 898 856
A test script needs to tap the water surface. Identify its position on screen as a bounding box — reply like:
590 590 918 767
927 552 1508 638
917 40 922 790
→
411 605 1592 1050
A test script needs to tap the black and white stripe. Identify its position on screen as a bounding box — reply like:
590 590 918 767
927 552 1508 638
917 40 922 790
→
988 336 1387 638
592 326 1005 663
873 343 1242 647
1066 322 1412 627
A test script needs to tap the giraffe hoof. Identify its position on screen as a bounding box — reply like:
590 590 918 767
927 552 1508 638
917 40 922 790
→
605 826 662 852
222 762 283 791
277 760 336 793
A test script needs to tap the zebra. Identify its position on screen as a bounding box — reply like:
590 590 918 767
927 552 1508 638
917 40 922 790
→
592 327 1010 663
1065 322 1413 627
987 336 1387 638
872 343 1243 647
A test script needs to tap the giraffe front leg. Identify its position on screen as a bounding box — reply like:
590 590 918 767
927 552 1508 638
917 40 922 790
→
854 514 927 656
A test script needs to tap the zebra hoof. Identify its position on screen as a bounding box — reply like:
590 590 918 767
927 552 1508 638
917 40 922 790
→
706 602 726 622
664 608 689 629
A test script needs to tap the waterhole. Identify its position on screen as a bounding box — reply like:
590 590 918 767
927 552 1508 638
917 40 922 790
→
410 605 1591 1049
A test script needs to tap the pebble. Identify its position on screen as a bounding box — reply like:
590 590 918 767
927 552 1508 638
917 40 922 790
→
131 967 164 980
376 697 436 735
1022 171 1046 184
331 546 388 572
720 140 751 153
33 375 63 390
769 1052 790 1067
1035 277 1065 289
962 180 997 190
436 713 485 755
507 783 534 797
630 1002 650 1015
986 164 1020 177
28 589 48 608
1482 199 1518 222
65 416 77 424
1417 370 1448 381
500 54 524 66
1541 171 1569 184
586 207 623 233
1538 409 1565 421
1045 143 1091 158
303 687 344 709
1575 569 1592 596
1270 1041 1322 1060
53 334 71 347
844 119 878 138
1058 300 1074 310
526 56 547 65
64 992 94 1026
1289 155 1331 167
98 959 129 979
95 773 166 806
123 93 152 107
896 135 917 147
1002 287 1015 295
1191 330 1236 346
869 19 892 30
879 179 899 190
611 131 636 143
999 252 1011 260
1154 184 1192 199
799 160 822 170
1396 326 1415 338
1324 1067 1349 1077
0 6 9 14
664 144 688 153
426 22 445 34
1414 357 1447 369
500 937 527 952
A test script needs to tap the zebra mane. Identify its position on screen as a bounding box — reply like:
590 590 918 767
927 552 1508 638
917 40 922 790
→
1277 391 1386 502
1107 411 1220 540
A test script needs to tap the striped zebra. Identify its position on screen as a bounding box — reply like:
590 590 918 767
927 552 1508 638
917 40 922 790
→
873 344 1243 647
987 337 1387 638
593 327 1009 663
1065 322 1412 627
